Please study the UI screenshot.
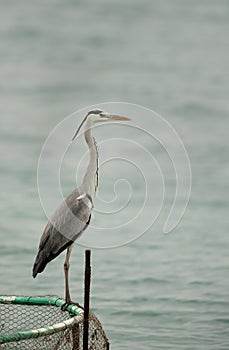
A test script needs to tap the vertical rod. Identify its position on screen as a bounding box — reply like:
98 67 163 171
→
83 249 91 350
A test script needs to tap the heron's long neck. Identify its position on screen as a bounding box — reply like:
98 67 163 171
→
81 126 98 199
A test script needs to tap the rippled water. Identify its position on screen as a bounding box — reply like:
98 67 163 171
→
0 1 228 349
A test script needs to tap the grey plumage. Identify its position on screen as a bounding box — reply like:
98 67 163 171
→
32 189 92 277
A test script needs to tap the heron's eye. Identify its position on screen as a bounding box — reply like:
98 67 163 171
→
99 113 106 118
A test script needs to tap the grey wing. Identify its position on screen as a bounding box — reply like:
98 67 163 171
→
32 189 92 277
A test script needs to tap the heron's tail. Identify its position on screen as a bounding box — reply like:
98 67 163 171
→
32 250 47 278
32 227 74 278
32 239 72 278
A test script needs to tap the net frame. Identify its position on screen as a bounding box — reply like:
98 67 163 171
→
0 295 84 345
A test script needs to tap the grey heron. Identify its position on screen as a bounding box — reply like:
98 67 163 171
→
32 110 131 304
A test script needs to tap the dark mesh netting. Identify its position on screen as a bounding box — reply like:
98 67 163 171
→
0 296 109 350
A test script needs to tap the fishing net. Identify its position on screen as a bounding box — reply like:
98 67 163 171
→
0 296 109 350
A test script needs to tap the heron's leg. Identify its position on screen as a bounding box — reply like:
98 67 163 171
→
64 245 73 304
62 244 82 310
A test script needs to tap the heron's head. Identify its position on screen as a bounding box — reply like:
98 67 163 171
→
86 109 131 123
72 109 131 141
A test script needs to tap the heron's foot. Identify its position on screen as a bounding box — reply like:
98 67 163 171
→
61 300 83 311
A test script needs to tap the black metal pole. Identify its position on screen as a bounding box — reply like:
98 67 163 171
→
83 250 91 350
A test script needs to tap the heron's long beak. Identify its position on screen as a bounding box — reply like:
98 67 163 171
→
109 115 132 121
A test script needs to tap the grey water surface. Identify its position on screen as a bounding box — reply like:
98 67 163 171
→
0 1 228 349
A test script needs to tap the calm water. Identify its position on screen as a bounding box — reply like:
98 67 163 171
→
0 1 229 349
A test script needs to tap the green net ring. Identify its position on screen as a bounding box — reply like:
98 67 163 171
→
0 296 84 344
